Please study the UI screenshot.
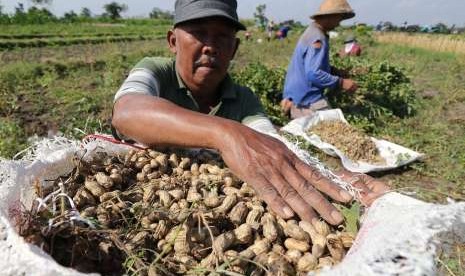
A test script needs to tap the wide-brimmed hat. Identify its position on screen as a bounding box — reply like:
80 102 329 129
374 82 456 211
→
174 0 246 31
311 0 355 20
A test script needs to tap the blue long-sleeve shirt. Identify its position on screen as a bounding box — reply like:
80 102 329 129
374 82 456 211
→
283 23 340 107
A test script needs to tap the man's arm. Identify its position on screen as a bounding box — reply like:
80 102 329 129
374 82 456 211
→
305 42 358 92
304 42 341 89
113 94 355 224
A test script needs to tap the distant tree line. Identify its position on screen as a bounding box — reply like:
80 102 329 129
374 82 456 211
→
375 21 463 34
0 1 174 24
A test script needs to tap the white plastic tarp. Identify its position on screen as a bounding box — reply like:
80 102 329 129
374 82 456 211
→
281 109 424 173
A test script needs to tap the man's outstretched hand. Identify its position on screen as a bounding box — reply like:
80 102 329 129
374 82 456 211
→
217 122 390 225
218 123 355 225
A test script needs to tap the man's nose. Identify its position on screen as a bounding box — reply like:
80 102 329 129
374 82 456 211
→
201 36 219 56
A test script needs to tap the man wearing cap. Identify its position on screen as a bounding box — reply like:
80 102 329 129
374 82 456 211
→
112 0 388 225
281 0 359 119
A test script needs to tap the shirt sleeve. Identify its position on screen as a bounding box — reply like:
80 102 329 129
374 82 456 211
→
240 89 278 135
112 58 165 141
114 67 160 102
304 42 340 89
242 115 278 135
115 56 175 103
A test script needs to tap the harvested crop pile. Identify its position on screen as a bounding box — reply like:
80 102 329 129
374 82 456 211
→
307 120 385 164
18 148 356 275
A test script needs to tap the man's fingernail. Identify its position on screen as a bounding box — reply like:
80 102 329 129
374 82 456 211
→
340 190 352 201
283 207 294 217
331 210 344 223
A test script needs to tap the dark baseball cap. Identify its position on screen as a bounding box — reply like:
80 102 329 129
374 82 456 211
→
174 0 246 31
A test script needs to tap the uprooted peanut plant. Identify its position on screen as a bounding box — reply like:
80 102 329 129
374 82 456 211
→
18 148 358 276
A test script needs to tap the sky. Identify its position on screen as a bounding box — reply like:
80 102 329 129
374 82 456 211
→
1 0 464 26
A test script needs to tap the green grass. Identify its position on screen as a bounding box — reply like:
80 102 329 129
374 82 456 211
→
0 22 170 50
233 30 301 69
0 22 170 36
0 37 171 158
0 39 168 66
0 34 166 50
365 44 465 195
0 117 26 157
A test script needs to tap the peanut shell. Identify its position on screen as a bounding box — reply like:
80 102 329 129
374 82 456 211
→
297 253 318 272
284 238 310 252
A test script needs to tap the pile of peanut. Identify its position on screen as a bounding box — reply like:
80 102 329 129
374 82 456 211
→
27 148 356 275
308 120 385 164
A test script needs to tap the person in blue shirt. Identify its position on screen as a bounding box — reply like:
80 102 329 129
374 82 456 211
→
281 0 358 119
277 25 291 40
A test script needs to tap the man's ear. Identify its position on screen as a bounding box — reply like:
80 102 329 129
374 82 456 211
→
167 29 177 54
231 37 240 59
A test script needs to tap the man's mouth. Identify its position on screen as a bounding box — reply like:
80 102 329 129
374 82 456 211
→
194 56 219 69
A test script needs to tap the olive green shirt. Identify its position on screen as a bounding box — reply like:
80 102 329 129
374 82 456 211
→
114 57 267 125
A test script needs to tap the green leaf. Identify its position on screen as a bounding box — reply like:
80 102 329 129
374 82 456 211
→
334 202 361 234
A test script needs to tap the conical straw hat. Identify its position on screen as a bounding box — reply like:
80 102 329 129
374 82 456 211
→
311 0 355 20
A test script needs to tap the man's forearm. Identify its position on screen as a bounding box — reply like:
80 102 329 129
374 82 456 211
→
112 94 239 150
307 69 340 89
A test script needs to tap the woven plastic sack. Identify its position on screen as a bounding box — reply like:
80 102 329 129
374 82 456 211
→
0 137 129 276
312 192 465 276
281 109 424 173
0 136 464 276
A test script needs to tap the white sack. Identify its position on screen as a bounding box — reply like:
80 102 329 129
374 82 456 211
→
281 109 424 173
0 137 130 276
312 193 465 276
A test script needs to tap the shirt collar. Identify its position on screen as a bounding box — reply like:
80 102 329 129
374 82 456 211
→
174 62 187 90
218 74 237 100
174 60 237 100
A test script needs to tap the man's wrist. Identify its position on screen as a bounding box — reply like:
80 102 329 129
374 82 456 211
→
210 118 243 151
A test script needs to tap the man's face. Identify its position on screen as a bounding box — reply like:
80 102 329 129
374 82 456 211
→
168 17 239 93
317 14 344 31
